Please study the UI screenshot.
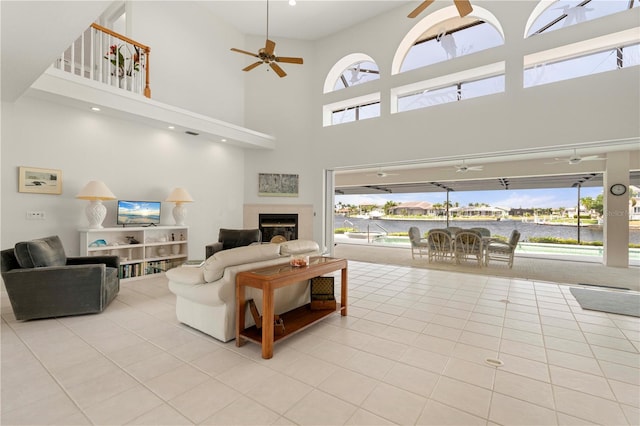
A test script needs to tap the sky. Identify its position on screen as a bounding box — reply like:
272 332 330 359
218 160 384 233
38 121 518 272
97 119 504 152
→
335 187 604 210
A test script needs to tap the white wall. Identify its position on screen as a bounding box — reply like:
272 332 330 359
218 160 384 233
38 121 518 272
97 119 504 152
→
1 96 245 258
242 36 317 207
129 1 248 125
310 3 639 167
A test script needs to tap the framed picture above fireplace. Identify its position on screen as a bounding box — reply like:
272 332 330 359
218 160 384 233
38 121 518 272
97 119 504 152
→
258 173 299 197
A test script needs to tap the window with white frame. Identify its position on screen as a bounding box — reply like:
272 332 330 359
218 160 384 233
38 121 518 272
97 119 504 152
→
398 74 505 112
331 101 381 125
524 29 640 87
392 62 505 114
323 93 381 126
526 0 638 37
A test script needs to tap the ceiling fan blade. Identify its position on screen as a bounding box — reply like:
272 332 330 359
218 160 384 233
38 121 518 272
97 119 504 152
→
265 39 276 56
243 61 263 72
454 0 473 17
270 62 287 78
231 48 259 58
276 56 303 64
408 0 435 18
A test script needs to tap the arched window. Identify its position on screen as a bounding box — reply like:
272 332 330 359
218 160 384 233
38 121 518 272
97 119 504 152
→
333 61 379 91
525 0 639 38
323 53 379 93
393 6 504 74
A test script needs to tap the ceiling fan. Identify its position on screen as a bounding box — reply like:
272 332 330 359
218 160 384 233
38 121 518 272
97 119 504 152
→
546 149 605 165
455 160 483 173
230 0 303 78
408 0 473 18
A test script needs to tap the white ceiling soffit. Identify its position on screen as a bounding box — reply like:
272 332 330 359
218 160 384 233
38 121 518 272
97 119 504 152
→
335 172 640 195
334 142 640 194
0 0 111 102
200 0 411 41
29 69 276 150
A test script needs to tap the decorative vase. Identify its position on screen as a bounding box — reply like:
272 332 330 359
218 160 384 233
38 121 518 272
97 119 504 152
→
156 246 167 257
171 245 181 255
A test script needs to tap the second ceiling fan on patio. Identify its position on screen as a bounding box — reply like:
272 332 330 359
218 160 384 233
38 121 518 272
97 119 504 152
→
230 0 303 78
408 0 473 18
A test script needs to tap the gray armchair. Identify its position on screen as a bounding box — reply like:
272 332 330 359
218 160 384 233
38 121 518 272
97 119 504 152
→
1 235 119 321
205 228 262 258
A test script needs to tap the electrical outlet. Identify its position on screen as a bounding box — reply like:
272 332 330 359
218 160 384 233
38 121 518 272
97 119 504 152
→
26 211 45 220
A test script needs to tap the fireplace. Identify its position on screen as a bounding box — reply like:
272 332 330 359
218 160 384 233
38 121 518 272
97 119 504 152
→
259 213 298 242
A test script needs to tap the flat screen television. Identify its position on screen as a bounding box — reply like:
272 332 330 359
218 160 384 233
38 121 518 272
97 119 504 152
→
117 200 161 226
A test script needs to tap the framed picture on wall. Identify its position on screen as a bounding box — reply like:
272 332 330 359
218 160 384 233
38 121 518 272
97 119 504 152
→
258 173 299 197
18 166 63 195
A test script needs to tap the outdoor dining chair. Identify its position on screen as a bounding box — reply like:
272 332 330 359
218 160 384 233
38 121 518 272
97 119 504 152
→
408 226 429 259
427 229 454 263
454 230 484 266
485 229 521 268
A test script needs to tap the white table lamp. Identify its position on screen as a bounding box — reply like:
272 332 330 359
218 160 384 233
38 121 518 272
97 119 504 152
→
165 187 194 225
76 180 116 229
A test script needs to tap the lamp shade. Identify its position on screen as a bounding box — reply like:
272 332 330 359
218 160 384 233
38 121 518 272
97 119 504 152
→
165 187 194 203
76 180 116 200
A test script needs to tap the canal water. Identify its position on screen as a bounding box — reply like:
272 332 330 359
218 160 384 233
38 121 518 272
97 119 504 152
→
335 215 640 244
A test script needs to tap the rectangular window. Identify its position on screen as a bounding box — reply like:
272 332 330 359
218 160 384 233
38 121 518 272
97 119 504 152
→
331 101 380 125
524 43 640 88
397 75 504 113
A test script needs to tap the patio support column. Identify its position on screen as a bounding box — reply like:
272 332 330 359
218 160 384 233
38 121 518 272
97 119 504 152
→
603 151 630 267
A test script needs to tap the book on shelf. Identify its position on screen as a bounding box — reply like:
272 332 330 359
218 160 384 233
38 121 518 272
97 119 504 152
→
183 259 205 267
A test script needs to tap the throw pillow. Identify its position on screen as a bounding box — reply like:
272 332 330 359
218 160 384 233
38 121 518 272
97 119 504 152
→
14 235 67 268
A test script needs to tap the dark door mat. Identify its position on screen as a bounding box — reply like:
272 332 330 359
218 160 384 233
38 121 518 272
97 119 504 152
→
570 287 640 317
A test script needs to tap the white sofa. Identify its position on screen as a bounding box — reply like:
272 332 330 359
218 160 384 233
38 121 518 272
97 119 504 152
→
166 239 320 342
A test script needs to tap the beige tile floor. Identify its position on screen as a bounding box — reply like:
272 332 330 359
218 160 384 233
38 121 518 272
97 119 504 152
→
2 260 639 425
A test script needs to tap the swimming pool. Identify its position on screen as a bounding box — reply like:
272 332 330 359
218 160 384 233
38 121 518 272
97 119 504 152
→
334 234 640 261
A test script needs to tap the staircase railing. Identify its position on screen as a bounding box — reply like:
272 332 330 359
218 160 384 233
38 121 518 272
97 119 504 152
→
53 23 151 98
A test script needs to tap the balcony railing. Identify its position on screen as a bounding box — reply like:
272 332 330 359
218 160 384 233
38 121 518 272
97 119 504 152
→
53 23 151 98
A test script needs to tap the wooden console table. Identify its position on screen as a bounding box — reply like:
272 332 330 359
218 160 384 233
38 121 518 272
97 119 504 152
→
236 257 348 359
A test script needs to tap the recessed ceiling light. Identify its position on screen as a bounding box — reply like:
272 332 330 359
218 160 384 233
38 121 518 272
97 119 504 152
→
90 107 101 111
289 0 296 5
221 138 227 142
168 126 175 130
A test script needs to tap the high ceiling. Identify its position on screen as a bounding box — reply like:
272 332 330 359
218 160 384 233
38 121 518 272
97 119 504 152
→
201 1 411 40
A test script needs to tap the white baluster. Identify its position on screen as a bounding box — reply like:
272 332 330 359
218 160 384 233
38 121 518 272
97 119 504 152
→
80 31 85 78
70 39 75 75
90 28 94 81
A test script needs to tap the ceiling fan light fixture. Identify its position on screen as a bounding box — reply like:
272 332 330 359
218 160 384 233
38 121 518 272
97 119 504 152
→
230 0 303 78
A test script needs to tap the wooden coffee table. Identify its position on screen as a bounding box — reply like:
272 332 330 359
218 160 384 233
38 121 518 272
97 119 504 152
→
236 256 348 359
